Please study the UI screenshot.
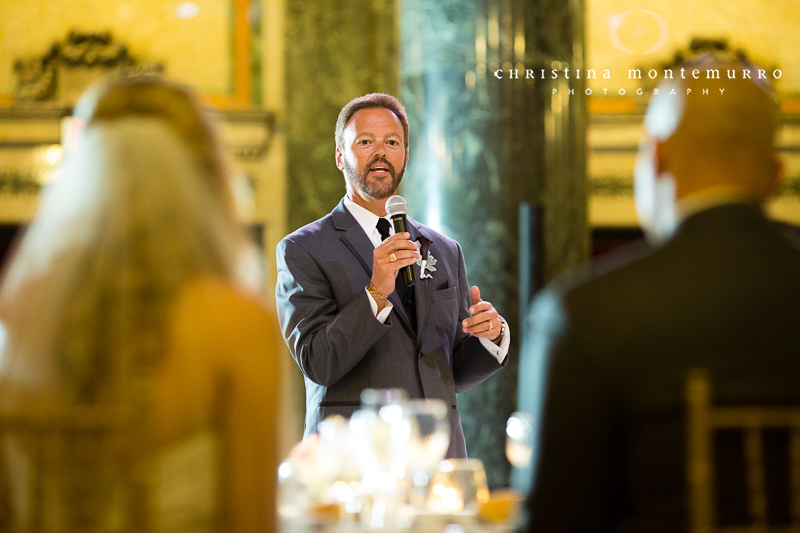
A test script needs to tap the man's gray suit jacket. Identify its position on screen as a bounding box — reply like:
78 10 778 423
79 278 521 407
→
276 199 507 458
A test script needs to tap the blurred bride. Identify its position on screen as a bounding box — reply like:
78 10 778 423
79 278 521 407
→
0 78 279 532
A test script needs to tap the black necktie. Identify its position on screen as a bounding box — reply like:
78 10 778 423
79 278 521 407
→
375 218 416 333
376 218 391 241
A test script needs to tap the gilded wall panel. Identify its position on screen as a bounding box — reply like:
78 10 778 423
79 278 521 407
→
0 0 232 97
586 0 800 94
585 0 800 227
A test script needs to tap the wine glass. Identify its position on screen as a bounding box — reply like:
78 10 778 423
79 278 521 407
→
427 459 490 515
350 388 413 528
403 399 450 473
401 399 450 513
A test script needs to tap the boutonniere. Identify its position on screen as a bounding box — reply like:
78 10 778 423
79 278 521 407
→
415 237 436 279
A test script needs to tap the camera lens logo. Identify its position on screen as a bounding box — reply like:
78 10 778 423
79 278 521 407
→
608 10 669 54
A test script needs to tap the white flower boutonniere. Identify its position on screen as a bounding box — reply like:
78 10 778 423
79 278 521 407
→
415 239 437 279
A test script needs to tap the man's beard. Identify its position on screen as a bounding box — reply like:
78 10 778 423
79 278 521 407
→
344 155 405 201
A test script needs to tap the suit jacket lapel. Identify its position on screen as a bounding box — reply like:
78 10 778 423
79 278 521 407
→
408 218 432 342
332 199 414 331
333 200 374 275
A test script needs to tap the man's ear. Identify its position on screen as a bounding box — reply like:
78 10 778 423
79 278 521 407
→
335 146 344 171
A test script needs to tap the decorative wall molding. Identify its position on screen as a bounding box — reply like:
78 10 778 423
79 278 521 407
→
589 177 634 196
0 106 277 200
0 171 42 195
0 107 71 121
589 177 800 198
13 31 163 105
780 177 800 197
220 109 276 162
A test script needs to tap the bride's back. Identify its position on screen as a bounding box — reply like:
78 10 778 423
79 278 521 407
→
0 79 279 532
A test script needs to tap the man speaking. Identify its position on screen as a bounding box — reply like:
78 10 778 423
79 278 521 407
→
275 93 509 458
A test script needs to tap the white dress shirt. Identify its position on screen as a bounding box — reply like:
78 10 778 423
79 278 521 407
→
343 196 510 363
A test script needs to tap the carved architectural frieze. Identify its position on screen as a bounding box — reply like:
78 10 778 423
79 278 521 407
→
13 31 163 105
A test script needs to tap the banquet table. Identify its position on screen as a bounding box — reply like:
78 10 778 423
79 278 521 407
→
280 514 517 533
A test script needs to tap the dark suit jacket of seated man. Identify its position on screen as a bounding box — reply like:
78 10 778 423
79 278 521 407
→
517 54 800 532
276 94 509 459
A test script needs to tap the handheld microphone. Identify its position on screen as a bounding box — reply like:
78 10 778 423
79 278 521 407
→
385 195 416 287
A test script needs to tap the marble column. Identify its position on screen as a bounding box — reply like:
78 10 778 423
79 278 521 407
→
285 0 399 231
283 0 400 453
399 0 588 488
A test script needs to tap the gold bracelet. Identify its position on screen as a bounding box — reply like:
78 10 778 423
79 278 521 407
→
367 283 389 301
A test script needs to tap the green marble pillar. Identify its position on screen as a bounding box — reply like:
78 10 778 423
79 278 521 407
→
283 0 400 450
399 0 588 488
285 0 398 231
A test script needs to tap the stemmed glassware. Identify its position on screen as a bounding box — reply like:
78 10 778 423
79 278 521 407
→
427 458 490 515
402 399 450 511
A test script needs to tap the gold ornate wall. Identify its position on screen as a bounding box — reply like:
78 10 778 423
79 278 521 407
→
0 0 249 103
0 0 285 250
584 0 800 227
586 0 800 94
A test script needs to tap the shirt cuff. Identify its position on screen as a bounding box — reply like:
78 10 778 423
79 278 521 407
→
478 319 511 364
365 287 393 323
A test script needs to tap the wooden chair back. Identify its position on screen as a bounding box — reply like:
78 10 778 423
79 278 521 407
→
687 368 800 533
0 406 147 532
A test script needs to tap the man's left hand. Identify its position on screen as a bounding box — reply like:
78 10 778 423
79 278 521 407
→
462 286 502 344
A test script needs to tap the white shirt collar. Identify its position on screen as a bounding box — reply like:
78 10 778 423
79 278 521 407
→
343 196 393 247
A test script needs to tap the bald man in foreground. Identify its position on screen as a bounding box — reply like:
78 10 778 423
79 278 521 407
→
517 54 800 532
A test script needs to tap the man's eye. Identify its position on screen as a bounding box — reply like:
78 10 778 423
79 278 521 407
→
388 140 399 146
358 140 370 145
